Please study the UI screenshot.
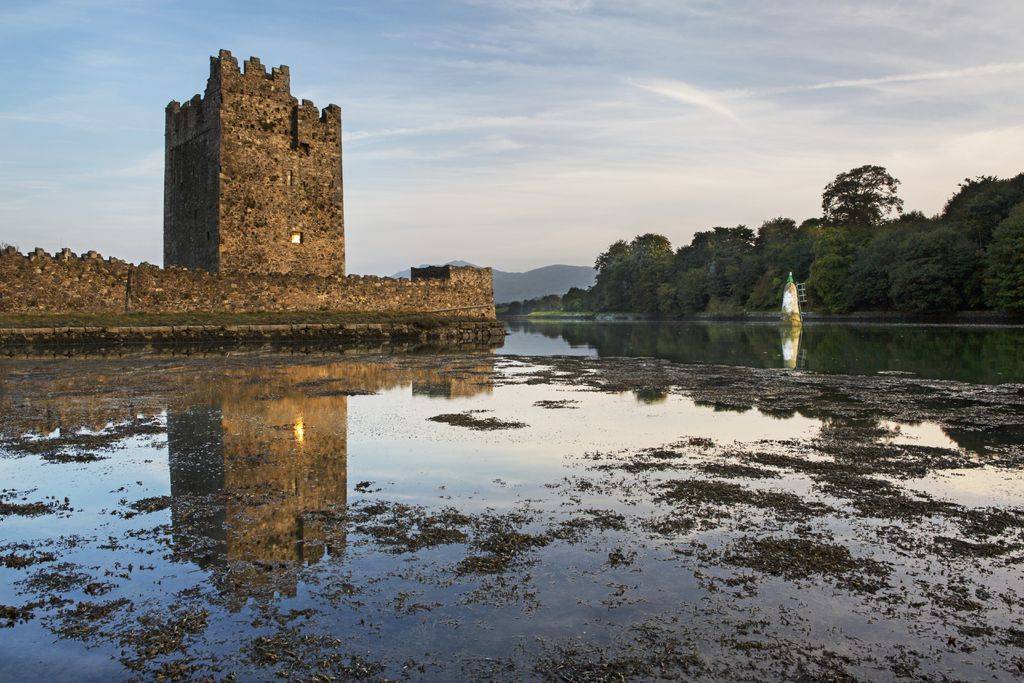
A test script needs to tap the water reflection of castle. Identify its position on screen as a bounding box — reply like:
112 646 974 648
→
165 358 494 604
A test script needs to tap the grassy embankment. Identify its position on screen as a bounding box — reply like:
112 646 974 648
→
494 305 596 319
523 310 596 320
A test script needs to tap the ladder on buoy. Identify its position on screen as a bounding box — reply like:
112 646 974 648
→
796 283 807 304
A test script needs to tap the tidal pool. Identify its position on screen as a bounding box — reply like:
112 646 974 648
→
1 349 1023 680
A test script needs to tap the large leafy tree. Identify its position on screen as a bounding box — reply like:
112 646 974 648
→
591 240 630 311
669 268 708 314
985 203 1024 313
807 228 853 313
627 233 674 314
746 217 817 309
888 225 977 313
590 235 673 314
822 165 904 227
844 229 903 310
844 214 931 311
940 176 1024 307
943 174 1024 245
674 226 756 307
561 287 590 312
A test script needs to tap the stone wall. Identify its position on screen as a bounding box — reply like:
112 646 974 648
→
0 247 495 319
0 321 505 355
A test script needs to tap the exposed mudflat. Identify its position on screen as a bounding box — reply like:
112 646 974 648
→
0 351 1022 680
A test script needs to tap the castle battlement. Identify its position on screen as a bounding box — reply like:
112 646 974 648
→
165 93 214 145
1 246 112 263
167 52 338 139
211 50 294 94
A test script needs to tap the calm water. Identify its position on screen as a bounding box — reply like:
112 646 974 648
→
502 319 1024 384
1 327 1023 679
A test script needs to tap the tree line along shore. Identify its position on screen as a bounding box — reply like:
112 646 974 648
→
500 166 1024 320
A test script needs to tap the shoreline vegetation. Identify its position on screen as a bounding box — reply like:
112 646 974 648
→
500 166 1024 321
500 309 1024 326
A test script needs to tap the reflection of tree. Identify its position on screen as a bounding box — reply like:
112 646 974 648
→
800 325 1024 384
692 398 753 414
942 423 1024 454
506 320 1024 384
506 321 783 368
509 322 1015 452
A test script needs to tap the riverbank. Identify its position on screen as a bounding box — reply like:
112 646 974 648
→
501 310 1024 326
515 310 597 320
0 312 505 352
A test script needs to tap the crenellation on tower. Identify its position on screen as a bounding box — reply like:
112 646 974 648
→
165 95 207 135
211 49 240 78
270 65 290 91
243 55 265 75
165 49 344 276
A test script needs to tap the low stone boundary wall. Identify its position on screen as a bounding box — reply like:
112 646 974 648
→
0 320 505 352
0 248 496 320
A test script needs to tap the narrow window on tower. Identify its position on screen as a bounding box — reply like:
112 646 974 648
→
291 230 303 244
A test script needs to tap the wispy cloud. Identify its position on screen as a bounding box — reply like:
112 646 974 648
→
4 0 1024 273
343 115 531 142
462 0 594 11
102 148 164 179
350 135 526 161
629 78 742 124
0 109 154 132
0 111 92 126
626 61 1024 129
761 61 1024 95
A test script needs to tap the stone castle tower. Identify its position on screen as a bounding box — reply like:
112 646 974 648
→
164 49 344 276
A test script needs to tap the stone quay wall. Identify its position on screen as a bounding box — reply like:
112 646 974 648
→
0 248 496 320
0 320 506 353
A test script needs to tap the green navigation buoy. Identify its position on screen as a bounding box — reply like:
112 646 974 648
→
781 271 802 327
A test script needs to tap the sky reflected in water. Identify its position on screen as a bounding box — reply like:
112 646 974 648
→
1 349 1022 680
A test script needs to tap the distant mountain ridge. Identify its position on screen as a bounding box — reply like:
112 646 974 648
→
390 261 596 303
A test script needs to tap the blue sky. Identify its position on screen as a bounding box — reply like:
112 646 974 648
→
2 0 1023 274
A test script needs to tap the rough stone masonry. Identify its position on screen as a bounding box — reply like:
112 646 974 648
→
0 50 496 321
165 50 345 276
